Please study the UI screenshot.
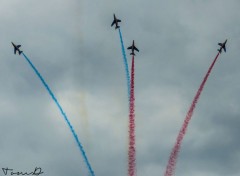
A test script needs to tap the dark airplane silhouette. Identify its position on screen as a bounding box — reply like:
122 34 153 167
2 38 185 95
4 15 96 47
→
127 40 139 56
218 39 227 53
11 42 22 55
111 14 121 29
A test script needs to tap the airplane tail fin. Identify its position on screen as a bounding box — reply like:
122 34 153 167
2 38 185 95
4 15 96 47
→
115 26 120 29
130 52 135 56
19 51 23 55
218 49 222 53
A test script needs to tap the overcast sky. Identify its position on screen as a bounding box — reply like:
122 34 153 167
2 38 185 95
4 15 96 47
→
0 0 240 176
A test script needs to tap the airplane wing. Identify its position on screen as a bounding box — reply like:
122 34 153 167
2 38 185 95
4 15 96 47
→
127 46 133 50
111 21 115 27
218 43 223 46
117 19 121 22
17 45 21 48
134 46 139 52
223 46 226 52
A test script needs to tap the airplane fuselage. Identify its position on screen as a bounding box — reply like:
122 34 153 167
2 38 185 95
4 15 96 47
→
11 42 17 48
11 42 22 55
218 39 227 53
127 40 139 56
114 15 119 29
111 14 120 29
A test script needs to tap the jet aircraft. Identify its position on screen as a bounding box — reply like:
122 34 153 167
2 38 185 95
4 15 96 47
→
218 39 227 53
127 40 139 56
11 42 22 55
111 14 121 29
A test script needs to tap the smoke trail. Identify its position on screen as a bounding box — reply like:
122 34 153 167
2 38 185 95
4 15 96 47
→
118 28 130 99
79 92 89 133
79 92 91 144
164 53 220 176
21 53 95 176
128 55 136 176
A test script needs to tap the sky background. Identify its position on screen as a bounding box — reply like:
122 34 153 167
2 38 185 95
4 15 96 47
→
0 0 240 176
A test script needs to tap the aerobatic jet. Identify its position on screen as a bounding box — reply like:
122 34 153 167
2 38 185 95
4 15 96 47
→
111 14 121 29
127 40 139 56
218 39 227 53
11 42 22 55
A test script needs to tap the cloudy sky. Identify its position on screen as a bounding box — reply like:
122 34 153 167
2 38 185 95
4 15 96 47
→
0 0 240 175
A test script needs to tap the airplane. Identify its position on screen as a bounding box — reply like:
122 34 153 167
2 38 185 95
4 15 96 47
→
111 14 121 29
218 39 227 53
127 40 139 56
11 42 22 55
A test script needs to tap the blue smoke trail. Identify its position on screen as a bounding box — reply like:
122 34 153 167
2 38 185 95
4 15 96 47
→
118 28 130 99
22 53 95 176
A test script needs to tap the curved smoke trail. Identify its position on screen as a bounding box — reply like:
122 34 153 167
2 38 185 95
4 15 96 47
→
164 53 220 176
21 53 95 176
79 92 90 142
118 28 130 99
128 55 136 176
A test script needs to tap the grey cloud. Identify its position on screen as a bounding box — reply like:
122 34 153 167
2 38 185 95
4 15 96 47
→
0 0 240 176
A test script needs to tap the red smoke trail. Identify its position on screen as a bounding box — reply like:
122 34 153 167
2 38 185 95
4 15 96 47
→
164 52 220 176
128 55 136 176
